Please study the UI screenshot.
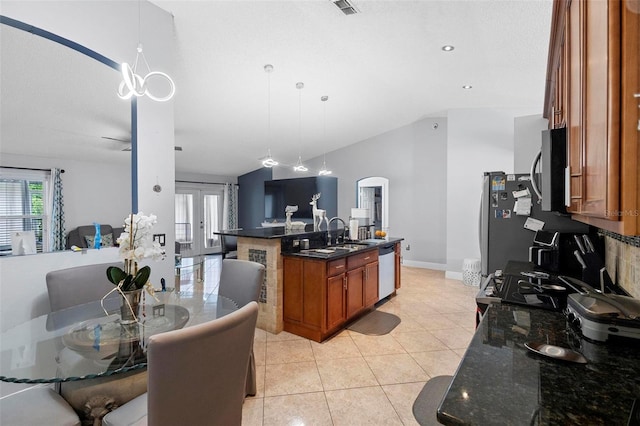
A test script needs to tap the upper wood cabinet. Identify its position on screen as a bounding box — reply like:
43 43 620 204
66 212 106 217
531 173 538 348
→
544 0 640 235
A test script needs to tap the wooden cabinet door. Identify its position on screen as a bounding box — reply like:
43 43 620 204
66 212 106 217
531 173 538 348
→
581 0 620 218
326 274 346 330
283 257 304 323
345 268 364 318
621 0 640 233
567 0 584 213
364 261 379 307
567 0 621 218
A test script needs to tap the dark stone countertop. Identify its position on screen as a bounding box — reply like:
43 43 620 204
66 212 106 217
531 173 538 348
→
281 237 403 260
214 226 318 239
438 303 640 425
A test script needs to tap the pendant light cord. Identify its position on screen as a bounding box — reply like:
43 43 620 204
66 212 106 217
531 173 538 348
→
298 86 302 157
268 70 271 142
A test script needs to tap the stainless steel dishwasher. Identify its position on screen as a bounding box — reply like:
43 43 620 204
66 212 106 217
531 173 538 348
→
378 243 395 301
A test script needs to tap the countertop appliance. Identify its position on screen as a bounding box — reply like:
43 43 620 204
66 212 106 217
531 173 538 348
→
378 243 395 301
566 291 640 342
480 171 589 276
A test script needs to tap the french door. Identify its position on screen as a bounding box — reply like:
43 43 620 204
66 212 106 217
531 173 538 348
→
175 184 224 258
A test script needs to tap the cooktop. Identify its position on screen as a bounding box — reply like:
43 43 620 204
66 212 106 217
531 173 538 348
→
477 261 570 312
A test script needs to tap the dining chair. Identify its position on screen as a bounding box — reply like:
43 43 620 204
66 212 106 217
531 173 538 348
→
46 262 123 311
218 259 265 396
0 386 81 426
102 301 259 426
221 234 238 259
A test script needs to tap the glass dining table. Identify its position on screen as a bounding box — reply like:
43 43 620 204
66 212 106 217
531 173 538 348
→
0 291 239 384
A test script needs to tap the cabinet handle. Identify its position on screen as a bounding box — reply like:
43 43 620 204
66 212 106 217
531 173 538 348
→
364 256 370 260
634 93 640 98
335 265 344 269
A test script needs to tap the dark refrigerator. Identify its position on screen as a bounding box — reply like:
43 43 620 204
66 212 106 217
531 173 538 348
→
479 171 588 276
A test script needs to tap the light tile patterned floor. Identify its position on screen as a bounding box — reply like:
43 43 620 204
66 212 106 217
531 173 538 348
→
221 260 480 426
190 257 479 425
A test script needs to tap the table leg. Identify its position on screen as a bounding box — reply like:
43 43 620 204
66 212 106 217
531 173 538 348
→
60 370 146 426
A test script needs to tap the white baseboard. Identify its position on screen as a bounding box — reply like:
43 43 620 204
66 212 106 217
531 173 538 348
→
402 260 446 270
445 271 463 281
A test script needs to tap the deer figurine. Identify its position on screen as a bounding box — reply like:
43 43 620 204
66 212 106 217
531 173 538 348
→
310 193 329 230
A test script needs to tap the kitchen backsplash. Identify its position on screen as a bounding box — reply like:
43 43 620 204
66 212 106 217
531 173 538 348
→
603 232 640 298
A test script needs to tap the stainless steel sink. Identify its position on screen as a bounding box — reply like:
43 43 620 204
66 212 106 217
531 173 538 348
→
298 242 374 258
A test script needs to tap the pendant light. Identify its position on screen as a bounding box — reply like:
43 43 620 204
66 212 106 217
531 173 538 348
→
293 82 308 172
318 95 332 175
262 64 278 168
118 0 175 102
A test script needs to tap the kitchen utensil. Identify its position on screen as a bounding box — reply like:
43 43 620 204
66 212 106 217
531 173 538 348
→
524 342 587 364
583 235 596 253
574 250 587 269
519 279 566 293
574 235 587 255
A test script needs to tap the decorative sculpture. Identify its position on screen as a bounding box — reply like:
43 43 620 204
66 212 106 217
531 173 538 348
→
310 193 329 230
285 205 306 231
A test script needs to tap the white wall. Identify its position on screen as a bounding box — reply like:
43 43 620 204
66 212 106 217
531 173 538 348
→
275 116 449 269
1 153 130 230
1 1 176 322
445 108 535 279
0 248 120 332
514 115 548 174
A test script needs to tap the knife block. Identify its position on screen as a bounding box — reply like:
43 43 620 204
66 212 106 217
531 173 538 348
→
580 252 614 290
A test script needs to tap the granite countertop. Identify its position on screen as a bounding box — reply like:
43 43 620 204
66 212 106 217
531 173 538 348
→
438 303 640 425
214 226 317 239
282 237 403 260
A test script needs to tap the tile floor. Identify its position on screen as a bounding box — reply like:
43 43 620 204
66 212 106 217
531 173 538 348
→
191 256 479 425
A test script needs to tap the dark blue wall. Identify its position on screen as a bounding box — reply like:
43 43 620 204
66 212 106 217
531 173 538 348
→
316 176 338 220
238 167 272 229
239 172 338 230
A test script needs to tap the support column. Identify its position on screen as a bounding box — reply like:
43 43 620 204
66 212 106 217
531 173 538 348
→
236 237 283 334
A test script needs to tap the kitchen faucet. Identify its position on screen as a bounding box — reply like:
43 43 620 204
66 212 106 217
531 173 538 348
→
327 217 347 245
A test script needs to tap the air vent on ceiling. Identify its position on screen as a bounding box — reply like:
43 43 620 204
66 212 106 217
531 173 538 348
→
332 0 359 15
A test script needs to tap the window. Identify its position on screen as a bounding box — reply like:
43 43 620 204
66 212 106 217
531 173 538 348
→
0 168 50 254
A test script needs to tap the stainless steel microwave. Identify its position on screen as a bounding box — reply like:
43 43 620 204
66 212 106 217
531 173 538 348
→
531 127 567 213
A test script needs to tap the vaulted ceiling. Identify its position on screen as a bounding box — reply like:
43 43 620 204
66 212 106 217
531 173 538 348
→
1 0 553 177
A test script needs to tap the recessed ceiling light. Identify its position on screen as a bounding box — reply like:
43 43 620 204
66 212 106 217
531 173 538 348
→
442 45 455 52
462 85 473 89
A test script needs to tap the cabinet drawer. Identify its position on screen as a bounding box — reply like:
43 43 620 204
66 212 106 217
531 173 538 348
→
327 258 346 276
347 250 378 270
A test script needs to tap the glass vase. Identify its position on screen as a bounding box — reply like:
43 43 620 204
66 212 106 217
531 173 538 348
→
120 288 143 325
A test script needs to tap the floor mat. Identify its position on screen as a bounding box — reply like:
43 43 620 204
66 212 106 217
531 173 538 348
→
346 310 401 335
412 375 453 425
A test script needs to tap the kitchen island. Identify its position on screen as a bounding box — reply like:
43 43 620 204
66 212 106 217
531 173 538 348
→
216 227 402 337
437 302 640 425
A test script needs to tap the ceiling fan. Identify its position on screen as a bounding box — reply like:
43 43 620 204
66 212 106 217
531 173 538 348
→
101 136 183 151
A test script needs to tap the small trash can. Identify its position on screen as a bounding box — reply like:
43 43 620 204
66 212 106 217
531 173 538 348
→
462 258 482 286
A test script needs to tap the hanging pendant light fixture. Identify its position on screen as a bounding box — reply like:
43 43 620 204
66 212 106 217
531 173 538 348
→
293 82 308 172
262 64 279 168
319 95 332 176
118 0 175 102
